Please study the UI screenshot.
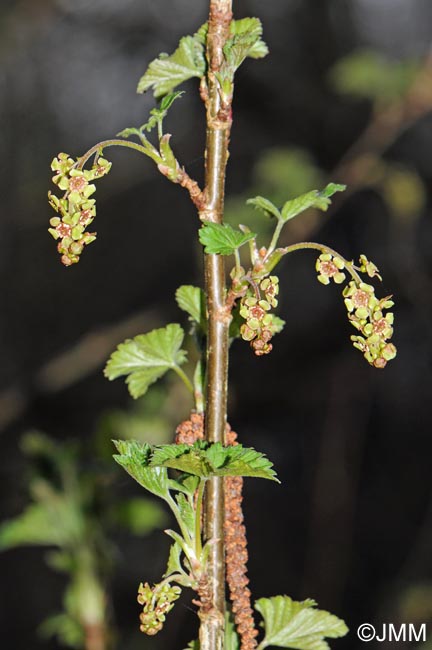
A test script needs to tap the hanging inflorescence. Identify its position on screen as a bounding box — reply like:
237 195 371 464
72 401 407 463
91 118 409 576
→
239 275 281 356
315 252 396 368
137 581 182 636
48 153 111 266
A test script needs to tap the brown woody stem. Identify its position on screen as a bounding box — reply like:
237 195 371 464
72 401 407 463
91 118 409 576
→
200 1 233 649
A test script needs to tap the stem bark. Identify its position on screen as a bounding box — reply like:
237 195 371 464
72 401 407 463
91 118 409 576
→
200 1 233 649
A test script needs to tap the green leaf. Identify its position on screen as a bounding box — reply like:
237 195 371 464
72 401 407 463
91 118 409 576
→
110 497 167 535
320 183 346 199
193 359 205 412
280 184 346 223
144 91 185 133
137 32 206 98
169 474 201 496
175 492 195 533
224 17 268 72
116 126 143 140
255 595 348 650
39 613 84 648
247 196 281 220
151 443 212 477
176 285 206 329
184 641 200 650
164 541 184 578
0 504 65 549
199 222 256 255
150 441 279 481
225 608 241 650
229 305 244 340
207 444 279 481
330 49 419 104
112 439 170 500
104 324 187 399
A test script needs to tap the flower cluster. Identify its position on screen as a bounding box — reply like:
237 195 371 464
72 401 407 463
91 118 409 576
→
48 153 111 266
315 252 397 368
343 280 396 368
239 276 281 356
137 581 181 636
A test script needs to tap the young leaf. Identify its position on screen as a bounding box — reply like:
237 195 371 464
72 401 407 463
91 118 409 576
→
175 285 206 329
255 595 348 650
206 444 279 481
104 323 187 399
280 184 346 223
175 493 195 534
150 442 279 481
112 439 170 500
224 17 268 72
151 443 212 478
137 33 206 98
169 474 201 496
183 633 205 649
116 126 143 140
247 196 281 220
164 541 184 578
199 222 256 255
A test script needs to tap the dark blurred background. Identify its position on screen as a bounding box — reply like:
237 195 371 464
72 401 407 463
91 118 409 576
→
1 1 432 649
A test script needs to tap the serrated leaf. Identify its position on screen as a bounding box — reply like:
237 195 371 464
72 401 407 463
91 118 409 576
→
247 196 281 220
105 324 187 399
320 183 346 199
137 33 206 98
164 541 183 578
207 444 279 481
280 184 346 223
151 443 213 478
176 285 206 329
116 126 142 140
150 442 279 481
112 439 170 500
255 596 348 650
224 17 268 72
199 222 256 255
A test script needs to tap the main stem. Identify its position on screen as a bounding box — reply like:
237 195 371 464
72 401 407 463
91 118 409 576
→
201 1 233 649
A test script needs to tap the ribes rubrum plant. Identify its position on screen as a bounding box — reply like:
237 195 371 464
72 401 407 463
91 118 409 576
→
47 1 396 649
